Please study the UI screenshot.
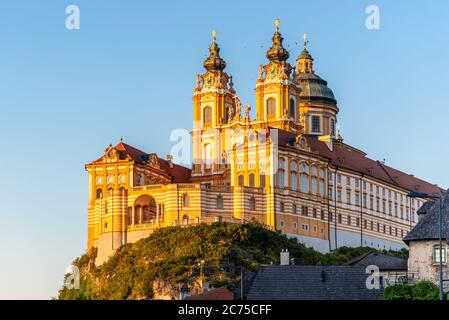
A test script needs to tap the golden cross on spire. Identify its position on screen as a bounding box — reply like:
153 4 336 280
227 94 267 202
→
212 29 217 43
274 19 280 32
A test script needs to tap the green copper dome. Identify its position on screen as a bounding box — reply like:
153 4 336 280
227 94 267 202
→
296 73 337 106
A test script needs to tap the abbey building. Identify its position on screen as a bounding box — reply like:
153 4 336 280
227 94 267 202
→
85 22 444 265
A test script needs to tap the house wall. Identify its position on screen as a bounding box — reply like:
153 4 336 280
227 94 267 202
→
408 240 449 292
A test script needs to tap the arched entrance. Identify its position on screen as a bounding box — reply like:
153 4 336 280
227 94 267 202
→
132 194 158 225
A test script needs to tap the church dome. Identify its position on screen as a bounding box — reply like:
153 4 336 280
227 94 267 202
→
295 35 337 106
296 72 337 105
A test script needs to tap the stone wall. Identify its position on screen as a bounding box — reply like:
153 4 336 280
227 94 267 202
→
408 240 449 292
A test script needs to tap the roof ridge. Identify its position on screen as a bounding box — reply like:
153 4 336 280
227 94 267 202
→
376 160 401 187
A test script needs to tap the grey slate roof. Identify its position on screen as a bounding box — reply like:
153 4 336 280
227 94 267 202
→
403 190 449 244
345 251 407 271
246 265 382 300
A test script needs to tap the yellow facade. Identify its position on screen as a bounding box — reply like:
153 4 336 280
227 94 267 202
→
86 22 439 265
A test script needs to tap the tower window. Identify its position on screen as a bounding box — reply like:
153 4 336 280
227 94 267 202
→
203 106 212 126
96 188 103 199
289 98 295 118
267 98 276 118
311 116 321 133
330 118 336 136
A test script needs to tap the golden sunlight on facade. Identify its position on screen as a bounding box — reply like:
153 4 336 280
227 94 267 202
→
85 21 444 265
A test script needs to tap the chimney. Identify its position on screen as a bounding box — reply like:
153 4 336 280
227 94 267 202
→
280 249 290 265
166 155 174 168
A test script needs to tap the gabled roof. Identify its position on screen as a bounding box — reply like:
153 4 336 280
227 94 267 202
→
92 142 191 183
403 190 449 244
185 287 234 300
246 265 382 300
345 251 407 271
275 130 444 195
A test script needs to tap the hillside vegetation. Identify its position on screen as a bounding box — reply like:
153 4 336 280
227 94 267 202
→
58 222 407 300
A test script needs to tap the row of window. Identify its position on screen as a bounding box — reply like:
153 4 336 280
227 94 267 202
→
329 187 414 221
331 173 422 208
182 193 258 211
279 220 322 233
332 213 407 239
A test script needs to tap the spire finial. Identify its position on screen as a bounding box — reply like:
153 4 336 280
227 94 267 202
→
303 33 308 49
212 29 217 43
274 19 280 32
120 137 124 143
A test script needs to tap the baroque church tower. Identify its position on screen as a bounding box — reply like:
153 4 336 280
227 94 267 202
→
191 30 239 181
255 19 302 133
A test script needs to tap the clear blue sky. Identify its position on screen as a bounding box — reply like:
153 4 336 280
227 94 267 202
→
0 0 448 299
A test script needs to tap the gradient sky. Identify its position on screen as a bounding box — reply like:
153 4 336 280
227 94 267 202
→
1 0 448 299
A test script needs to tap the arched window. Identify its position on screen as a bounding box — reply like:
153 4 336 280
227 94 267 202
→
289 98 295 118
250 197 256 210
182 214 189 225
96 188 103 199
278 158 285 188
291 172 297 191
290 162 298 191
238 175 244 187
249 173 255 187
217 194 224 209
300 163 309 193
203 106 212 126
182 193 189 207
311 177 318 195
319 179 325 197
266 98 276 117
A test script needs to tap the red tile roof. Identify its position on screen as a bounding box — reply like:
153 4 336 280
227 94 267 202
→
275 129 444 195
94 142 191 183
184 287 234 300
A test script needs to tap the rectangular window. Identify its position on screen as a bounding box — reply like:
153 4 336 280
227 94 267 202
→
292 204 297 215
347 215 351 225
292 222 297 230
355 193 360 206
321 210 325 220
338 214 342 224
337 190 342 202
433 246 447 264
313 208 317 218
311 116 321 133
301 224 309 231
301 206 309 216
364 219 367 229
280 202 285 213
356 217 360 227
346 191 351 204
329 212 333 222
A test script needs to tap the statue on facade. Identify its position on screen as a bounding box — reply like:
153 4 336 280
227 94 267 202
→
245 104 251 119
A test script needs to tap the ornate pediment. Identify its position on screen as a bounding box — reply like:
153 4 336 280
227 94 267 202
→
147 154 160 169
294 134 310 151
103 145 120 163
